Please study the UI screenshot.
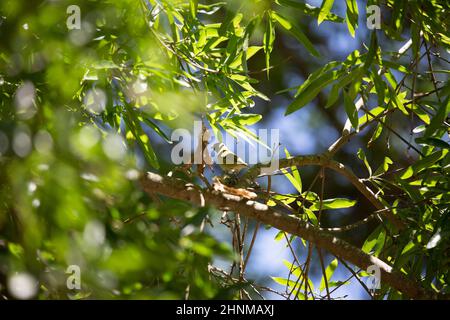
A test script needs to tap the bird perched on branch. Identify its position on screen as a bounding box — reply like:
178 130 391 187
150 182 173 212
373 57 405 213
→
212 142 248 174
212 177 257 200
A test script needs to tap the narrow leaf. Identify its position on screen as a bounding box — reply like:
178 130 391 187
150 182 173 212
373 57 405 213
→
286 69 342 115
310 198 356 211
320 258 338 291
345 0 359 37
277 0 344 23
271 11 320 57
344 90 359 129
318 0 335 25
263 13 276 78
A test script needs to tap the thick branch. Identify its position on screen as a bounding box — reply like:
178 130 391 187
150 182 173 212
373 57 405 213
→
140 172 445 300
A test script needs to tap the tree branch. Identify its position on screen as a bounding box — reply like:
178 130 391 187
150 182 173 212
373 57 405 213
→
243 154 405 230
140 172 446 300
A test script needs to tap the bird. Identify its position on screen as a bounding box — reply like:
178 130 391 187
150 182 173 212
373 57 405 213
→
212 142 248 174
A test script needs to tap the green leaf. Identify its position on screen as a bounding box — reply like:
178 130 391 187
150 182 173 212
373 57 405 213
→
358 106 385 126
383 156 393 172
272 194 297 206
281 148 302 193
320 258 338 291
196 2 226 15
400 167 414 180
282 260 315 291
425 97 450 138
276 0 344 23
400 150 447 179
142 118 173 144
229 46 262 69
381 60 410 74
230 113 262 126
263 13 276 78
271 11 320 57
371 70 386 106
310 198 356 211
318 0 334 25
304 208 318 226
388 88 409 115
348 76 362 100
401 241 416 256
374 229 386 256
271 274 311 297
344 90 359 129
364 32 378 70
407 103 430 125
271 276 297 287
286 68 343 115
8 243 24 259
189 0 198 19
326 84 340 108
281 169 302 193
123 111 159 169
367 122 383 147
345 0 359 37
357 148 372 176
222 121 270 150
274 230 285 242
325 66 364 108
411 17 421 59
301 191 319 202
415 137 450 149
362 226 382 254
282 260 303 278
92 60 120 70
383 69 398 88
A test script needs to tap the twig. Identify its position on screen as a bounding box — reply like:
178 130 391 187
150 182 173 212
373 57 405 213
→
244 154 405 230
317 247 330 299
338 258 374 299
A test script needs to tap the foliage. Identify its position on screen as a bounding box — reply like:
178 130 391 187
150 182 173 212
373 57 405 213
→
0 0 449 299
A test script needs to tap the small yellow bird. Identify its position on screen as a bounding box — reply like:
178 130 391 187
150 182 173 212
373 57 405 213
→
212 142 248 174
